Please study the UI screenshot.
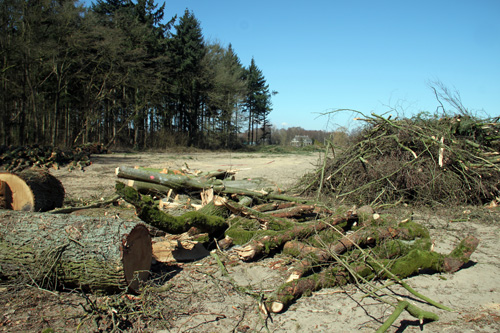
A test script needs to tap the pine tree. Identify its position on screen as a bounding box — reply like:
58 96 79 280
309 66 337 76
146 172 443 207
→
244 58 272 144
167 10 206 145
202 42 247 147
0 1 273 149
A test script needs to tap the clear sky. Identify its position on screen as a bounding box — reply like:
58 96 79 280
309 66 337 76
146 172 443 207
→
86 0 500 131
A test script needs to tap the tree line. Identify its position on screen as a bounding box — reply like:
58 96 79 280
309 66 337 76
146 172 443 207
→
0 0 274 149
270 126 349 147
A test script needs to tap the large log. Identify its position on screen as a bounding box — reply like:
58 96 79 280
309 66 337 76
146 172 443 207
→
116 166 307 202
0 210 151 293
0 168 64 212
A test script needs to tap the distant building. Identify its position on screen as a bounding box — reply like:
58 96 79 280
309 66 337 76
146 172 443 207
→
290 135 313 147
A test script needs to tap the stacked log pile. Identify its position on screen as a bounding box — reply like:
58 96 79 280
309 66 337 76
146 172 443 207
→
0 143 108 172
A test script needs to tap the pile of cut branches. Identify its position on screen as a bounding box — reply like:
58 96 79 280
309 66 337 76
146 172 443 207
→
114 166 479 329
0 143 107 172
299 113 500 206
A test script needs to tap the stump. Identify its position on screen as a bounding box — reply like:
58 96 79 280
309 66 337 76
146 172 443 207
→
0 168 65 212
0 210 152 293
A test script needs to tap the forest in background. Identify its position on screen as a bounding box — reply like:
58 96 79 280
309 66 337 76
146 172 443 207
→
1 0 288 149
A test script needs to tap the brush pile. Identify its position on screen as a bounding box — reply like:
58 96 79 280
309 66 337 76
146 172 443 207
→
0 143 108 172
299 113 500 205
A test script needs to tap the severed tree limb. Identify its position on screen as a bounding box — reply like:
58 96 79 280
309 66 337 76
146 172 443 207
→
116 166 307 202
283 221 431 281
232 214 356 261
223 199 300 228
126 179 173 195
376 300 439 333
115 182 227 237
266 235 479 313
267 204 316 219
361 235 478 312
48 194 121 214
253 202 294 212
116 166 225 192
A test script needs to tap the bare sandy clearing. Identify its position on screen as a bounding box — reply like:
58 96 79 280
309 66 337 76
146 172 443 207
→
50 151 320 200
1 151 498 332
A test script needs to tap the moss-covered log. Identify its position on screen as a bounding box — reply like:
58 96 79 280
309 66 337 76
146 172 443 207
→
266 235 479 313
231 214 356 261
0 210 151 293
283 222 432 280
115 182 227 236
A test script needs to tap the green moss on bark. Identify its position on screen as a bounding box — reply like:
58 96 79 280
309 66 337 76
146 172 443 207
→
116 182 227 236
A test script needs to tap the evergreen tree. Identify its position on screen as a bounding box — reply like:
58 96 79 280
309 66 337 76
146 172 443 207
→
0 1 273 149
244 58 272 144
0 0 24 144
202 42 246 147
167 10 206 145
89 0 172 148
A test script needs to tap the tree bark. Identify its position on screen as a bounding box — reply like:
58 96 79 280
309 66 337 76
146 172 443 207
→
116 166 306 202
266 235 479 313
283 221 432 280
267 204 316 219
115 182 228 236
0 168 65 212
0 210 151 293
232 214 356 261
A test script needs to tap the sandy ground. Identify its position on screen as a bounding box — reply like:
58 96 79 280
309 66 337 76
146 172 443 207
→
51 151 321 200
1 151 499 332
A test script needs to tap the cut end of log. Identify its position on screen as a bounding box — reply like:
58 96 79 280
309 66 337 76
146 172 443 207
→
235 244 257 261
285 272 301 283
269 301 284 313
258 301 268 315
122 224 152 293
217 235 233 250
0 169 64 212
0 180 12 209
152 238 209 263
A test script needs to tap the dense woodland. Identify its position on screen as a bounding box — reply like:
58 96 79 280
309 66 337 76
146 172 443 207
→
1 0 279 149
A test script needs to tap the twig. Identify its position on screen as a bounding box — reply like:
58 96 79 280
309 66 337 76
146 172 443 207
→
48 194 121 214
376 300 439 333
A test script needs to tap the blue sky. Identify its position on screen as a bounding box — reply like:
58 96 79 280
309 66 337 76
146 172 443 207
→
85 0 500 131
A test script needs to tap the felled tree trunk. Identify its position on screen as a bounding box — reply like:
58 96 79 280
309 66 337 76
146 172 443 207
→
116 166 305 202
0 210 151 293
266 235 479 313
267 204 316 219
126 179 173 195
0 168 65 211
